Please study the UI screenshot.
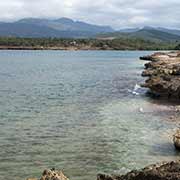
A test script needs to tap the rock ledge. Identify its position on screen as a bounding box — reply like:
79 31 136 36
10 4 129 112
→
140 51 180 98
97 52 180 180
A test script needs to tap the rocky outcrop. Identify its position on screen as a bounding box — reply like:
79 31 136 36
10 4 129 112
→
140 51 180 98
27 169 69 180
97 161 180 180
173 129 180 150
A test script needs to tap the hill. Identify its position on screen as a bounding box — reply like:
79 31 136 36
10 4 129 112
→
0 18 180 42
0 18 114 38
97 27 180 42
156 27 180 36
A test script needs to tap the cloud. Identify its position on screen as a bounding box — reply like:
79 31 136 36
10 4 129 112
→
0 0 180 29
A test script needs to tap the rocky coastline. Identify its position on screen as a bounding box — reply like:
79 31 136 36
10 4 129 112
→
140 51 180 98
28 160 180 180
96 51 180 180
97 161 180 180
98 51 180 180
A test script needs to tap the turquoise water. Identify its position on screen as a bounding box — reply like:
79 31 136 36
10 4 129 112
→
0 51 178 180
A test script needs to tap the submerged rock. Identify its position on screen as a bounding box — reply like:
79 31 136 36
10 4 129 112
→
97 161 180 180
140 51 180 98
27 169 69 180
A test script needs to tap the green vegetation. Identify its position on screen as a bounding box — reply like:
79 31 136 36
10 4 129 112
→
175 43 180 50
97 28 180 42
0 37 178 50
93 38 178 50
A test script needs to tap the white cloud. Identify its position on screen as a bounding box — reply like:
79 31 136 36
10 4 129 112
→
0 0 179 29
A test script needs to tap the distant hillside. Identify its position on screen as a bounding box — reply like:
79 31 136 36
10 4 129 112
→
156 27 180 36
128 28 180 42
0 18 114 38
118 28 140 33
1 18 180 41
97 27 180 42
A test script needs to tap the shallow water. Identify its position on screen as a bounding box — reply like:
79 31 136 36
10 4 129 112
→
0 50 179 180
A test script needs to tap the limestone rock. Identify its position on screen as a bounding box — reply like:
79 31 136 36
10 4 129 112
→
27 169 69 180
40 169 69 180
140 51 180 98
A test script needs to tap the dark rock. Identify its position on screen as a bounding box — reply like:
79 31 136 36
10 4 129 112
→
97 161 180 180
140 55 153 61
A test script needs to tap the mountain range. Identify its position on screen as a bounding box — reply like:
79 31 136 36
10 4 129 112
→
0 18 180 42
0 18 113 38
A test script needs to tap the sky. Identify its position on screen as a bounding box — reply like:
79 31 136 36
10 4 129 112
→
0 0 180 29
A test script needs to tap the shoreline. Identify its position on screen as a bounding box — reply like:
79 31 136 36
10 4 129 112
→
0 46 100 50
0 46 165 51
0 47 175 51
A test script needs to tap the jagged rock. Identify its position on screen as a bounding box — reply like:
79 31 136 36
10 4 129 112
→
140 51 180 98
27 169 69 180
40 169 69 180
97 161 180 180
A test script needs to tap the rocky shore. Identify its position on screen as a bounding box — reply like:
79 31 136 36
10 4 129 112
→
140 51 180 98
97 161 180 180
98 51 180 180
28 161 180 180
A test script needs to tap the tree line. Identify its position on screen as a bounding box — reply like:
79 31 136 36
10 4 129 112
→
0 37 179 50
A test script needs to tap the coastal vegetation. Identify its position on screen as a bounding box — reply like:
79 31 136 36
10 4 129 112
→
0 37 178 50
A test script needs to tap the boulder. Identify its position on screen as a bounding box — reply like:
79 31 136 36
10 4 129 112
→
27 169 69 180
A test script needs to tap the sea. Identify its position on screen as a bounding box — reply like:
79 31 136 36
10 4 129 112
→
0 50 179 180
